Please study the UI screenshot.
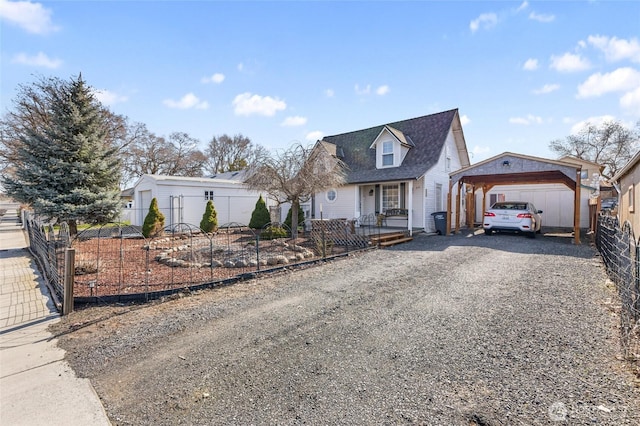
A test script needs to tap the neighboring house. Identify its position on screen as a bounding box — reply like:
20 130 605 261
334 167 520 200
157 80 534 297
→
471 153 596 228
313 109 471 234
130 171 279 228
611 151 640 236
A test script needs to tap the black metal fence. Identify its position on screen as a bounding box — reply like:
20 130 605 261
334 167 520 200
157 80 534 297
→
24 214 384 306
595 214 640 367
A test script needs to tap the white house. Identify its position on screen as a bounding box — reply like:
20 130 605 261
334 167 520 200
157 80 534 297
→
129 171 279 228
312 109 471 234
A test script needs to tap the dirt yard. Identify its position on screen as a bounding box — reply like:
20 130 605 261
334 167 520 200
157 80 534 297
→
51 230 640 425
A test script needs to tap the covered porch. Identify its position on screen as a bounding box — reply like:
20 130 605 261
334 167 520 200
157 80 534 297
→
353 181 418 235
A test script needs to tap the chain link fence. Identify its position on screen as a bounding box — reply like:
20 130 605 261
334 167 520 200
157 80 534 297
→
595 214 640 373
24 214 388 306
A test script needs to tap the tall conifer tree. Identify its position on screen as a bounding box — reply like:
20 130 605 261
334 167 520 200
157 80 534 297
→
2 75 122 235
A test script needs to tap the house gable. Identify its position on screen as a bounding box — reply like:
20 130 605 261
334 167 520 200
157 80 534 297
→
368 126 413 169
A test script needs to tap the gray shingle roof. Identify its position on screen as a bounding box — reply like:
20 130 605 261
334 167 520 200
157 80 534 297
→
321 109 458 184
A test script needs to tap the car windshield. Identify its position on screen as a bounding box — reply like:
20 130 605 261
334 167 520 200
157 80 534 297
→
491 202 528 210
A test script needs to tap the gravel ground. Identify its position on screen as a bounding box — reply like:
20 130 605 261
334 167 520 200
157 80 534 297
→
51 230 640 425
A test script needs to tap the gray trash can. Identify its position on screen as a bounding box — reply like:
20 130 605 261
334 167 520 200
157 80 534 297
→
431 211 447 235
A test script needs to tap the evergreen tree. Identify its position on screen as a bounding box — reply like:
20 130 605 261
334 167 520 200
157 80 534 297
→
200 200 218 233
284 204 305 229
248 195 270 229
1 75 122 235
142 198 165 238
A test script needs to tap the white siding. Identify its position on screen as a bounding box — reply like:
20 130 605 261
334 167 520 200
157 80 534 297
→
423 129 464 232
314 186 356 219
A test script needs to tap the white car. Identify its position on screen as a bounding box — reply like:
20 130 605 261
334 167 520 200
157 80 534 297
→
483 201 542 238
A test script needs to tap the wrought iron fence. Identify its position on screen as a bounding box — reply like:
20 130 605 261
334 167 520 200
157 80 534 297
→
595 214 640 367
25 215 384 305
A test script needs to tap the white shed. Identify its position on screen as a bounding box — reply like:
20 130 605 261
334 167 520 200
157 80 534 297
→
130 171 278 228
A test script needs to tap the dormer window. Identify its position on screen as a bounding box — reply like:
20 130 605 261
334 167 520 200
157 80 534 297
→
382 141 394 166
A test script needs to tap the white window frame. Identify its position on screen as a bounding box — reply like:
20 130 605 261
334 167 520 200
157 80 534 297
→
381 141 394 167
382 184 399 212
629 185 635 213
326 188 337 203
205 190 214 200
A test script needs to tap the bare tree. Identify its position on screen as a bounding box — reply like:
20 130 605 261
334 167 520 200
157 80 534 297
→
122 128 206 185
549 120 639 178
204 134 268 175
244 142 348 238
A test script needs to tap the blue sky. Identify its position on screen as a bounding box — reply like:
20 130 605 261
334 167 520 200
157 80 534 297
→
1 0 639 164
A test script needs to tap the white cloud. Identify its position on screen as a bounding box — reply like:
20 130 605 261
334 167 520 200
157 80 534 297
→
460 115 470 126
355 84 371 95
0 0 59 34
532 84 560 95
470 13 498 33
588 35 640 63
529 12 555 23
570 115 617 134
324 89 335 98
237 63 244 72
201 73 225 84
550 52 591 72
470 145 491 161
94 89 128 106
576 67 640 98
620 86 640 115
516 1 529 13
11 51 61 68
306 130 324 141
281 116 307 127
376 85 390 96
509 114 543 125
163 93 209 109
232 92 286 116
523 58 539 71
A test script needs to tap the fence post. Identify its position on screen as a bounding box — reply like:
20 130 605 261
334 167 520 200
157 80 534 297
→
63 247 75 315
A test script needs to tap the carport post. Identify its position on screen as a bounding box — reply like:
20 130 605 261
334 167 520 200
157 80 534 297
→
574 169 581 244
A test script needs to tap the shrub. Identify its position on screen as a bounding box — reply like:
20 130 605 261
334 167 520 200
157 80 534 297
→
284 204 305 229
260 225 288 240
200 200 218 233
249 195 270 229
142 197 165 238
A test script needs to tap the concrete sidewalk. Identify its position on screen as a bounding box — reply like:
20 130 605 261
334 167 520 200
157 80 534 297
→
0 206 111 425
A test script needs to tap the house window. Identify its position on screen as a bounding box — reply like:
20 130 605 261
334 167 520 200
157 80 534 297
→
326 188 337 203
382 141 394 166
205 190 214 200
382 184 399 211
580 169 589 180
446 157 451 172
630 185 635 213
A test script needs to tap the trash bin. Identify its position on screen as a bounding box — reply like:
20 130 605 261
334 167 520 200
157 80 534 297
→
431 211 447 235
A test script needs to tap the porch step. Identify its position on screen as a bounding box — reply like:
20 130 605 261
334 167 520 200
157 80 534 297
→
370 232 413 247
378 236 413 247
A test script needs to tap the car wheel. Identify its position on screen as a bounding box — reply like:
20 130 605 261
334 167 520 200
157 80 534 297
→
484 229 492 236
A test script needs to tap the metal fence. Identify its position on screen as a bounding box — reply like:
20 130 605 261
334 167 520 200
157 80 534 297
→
25 214 385 306
595 214 640 368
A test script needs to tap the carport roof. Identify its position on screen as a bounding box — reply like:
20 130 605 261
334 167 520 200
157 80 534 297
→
449 152 581 189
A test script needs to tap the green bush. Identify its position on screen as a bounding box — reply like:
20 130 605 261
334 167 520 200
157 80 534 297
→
284 204 305 229
200 200 218 233
260 225 288 240
142 198 165 238
249 195 270 229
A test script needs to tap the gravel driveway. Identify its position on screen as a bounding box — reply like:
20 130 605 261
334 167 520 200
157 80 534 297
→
53 230 640 425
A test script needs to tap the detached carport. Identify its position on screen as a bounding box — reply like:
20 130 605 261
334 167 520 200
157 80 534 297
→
447 152 582 244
